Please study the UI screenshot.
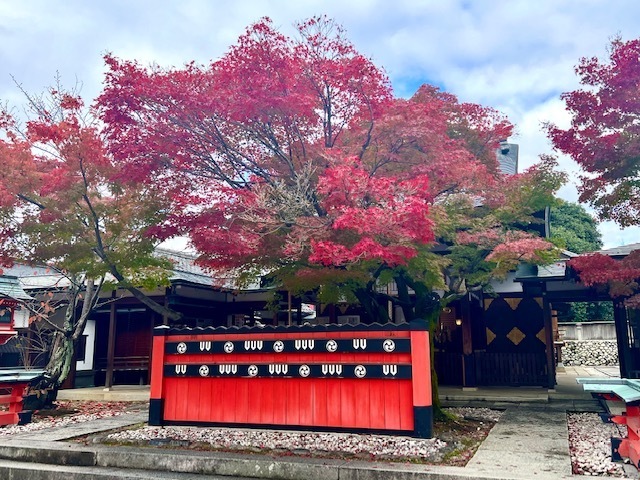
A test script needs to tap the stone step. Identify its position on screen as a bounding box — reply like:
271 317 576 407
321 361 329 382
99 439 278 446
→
0 458 251 479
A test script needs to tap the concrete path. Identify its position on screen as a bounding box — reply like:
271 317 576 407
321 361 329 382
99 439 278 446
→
466 404 572 479
10 411 149 441
56 385 150 402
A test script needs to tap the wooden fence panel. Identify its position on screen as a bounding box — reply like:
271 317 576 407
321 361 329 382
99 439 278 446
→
149 323 432 437
474 351 547 386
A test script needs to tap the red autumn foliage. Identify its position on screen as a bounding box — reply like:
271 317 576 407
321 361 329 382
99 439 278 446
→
548 37 640 227
569 251 640 307
93 15 561 289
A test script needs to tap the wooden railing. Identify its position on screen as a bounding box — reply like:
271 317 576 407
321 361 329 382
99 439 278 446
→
473 352 548 386
96 356 149 371
434 352 463 385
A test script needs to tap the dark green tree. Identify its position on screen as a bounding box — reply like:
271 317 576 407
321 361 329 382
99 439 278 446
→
550 200 602 254
549 200 611 322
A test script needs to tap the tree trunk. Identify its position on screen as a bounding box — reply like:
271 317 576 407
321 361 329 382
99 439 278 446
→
43 330 75 389
354 288 390 324
395 271 445 417
32 278 99 396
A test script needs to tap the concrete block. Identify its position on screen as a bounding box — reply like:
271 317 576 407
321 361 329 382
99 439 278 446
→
0 444 96 467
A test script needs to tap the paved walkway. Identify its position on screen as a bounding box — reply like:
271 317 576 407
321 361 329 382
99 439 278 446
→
10 411 149 442
467 404 572 478
0 366 634 479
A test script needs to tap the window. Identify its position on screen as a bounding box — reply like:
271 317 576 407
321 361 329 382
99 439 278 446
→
0 308 12 324
76 335 88 362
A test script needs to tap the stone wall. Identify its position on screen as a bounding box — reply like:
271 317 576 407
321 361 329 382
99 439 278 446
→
560 340 618 366
557 322 616 341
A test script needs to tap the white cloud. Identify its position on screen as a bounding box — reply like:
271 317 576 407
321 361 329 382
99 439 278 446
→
2 0 639 247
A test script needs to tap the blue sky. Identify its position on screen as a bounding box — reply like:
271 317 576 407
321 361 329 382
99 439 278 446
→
1 0 639 248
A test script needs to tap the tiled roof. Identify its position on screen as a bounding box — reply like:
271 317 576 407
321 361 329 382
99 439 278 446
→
156 248 263 290
3 251 227 291
155 248 213 285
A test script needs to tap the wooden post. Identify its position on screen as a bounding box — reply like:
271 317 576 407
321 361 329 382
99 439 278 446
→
461 298 473 355
542 288 556 389
410 327 433 438
104 292 117 390
163 287 170 326
148 326 168 426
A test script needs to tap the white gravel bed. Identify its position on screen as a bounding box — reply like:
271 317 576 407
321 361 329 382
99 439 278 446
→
567 412 629 477
104 407 502 461
106 426 447 460
445 407 503 423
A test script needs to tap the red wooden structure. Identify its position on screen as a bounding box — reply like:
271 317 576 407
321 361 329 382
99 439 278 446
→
578 378 640 470
149 322 432 437
0 298 20 346
0 370 44 426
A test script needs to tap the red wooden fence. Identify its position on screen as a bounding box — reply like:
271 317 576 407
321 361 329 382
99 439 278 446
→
149 322 432 437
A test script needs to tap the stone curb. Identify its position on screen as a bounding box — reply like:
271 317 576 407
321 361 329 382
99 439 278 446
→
0 440 571 480
0 458 236 479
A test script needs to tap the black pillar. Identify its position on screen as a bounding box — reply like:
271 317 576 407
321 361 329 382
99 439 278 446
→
542 286 556 388
105 291 117 389
613 302 630 378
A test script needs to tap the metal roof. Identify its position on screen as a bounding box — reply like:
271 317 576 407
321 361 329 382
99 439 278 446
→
0 276 32 300
598 243 640 258
1 264 71 290
577 378 640 403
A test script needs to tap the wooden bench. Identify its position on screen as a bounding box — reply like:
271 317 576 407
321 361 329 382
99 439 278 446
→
577 377 640 470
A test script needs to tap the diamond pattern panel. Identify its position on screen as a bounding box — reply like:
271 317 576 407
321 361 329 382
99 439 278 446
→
504 298 522 310
486 328 496 345
506 327 526 345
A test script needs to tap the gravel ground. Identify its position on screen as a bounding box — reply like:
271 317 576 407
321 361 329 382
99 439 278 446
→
103 406 502 462
567 412 630 477
105 424 449 460
445 407 503 423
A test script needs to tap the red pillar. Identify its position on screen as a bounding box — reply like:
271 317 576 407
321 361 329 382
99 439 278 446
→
410 327 432 438
148 326 168 426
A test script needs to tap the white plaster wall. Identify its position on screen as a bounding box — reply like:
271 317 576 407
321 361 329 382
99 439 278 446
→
76 319 96 371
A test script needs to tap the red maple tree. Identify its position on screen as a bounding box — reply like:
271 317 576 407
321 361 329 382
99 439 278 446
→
0 84 183 389
548 37 640 228
548 37 640 304
97 16 563 319
569 252 640 307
